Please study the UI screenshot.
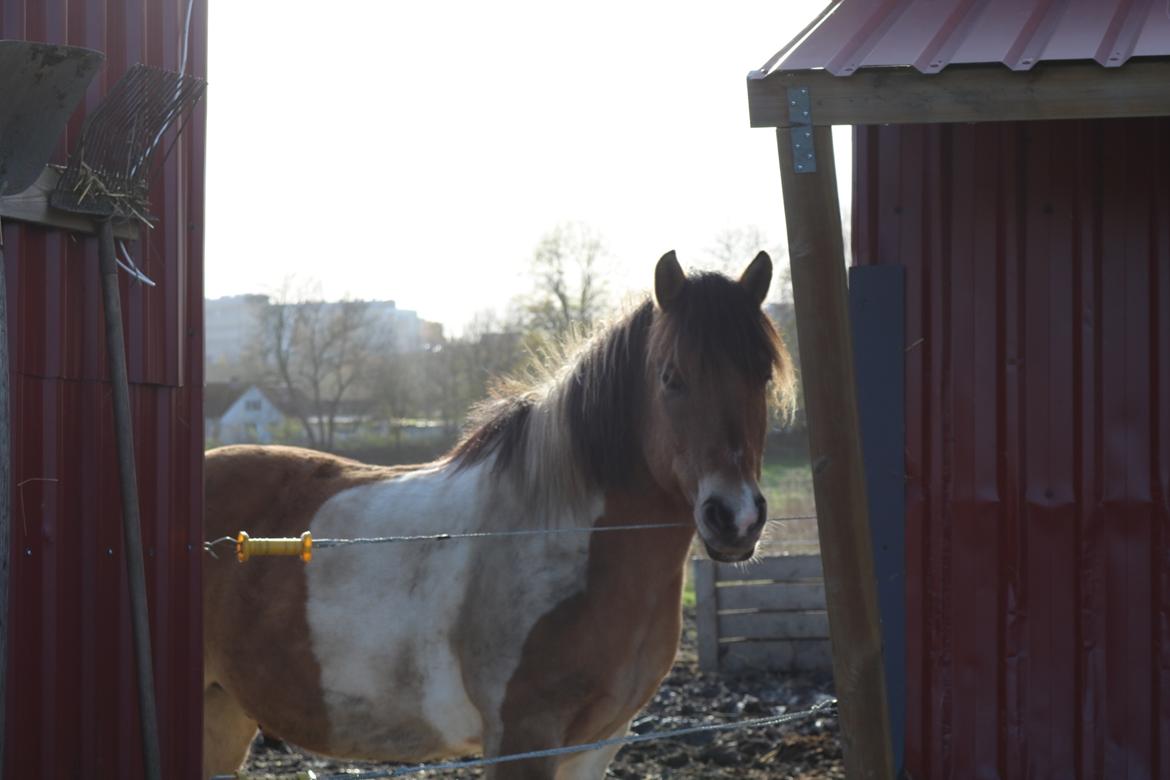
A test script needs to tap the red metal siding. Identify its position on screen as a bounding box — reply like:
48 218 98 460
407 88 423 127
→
1 1 205 778
854 118 1170 779
763 0 1170 76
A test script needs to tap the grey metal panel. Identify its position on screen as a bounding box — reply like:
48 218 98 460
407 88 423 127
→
849 263 906 778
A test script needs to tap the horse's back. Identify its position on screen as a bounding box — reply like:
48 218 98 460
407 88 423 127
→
204 444 402 541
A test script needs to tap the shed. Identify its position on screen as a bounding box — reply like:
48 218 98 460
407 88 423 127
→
748 2 1170 778
0 1 206 778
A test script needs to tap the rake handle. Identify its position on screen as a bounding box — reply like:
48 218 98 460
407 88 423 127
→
99 220 162 780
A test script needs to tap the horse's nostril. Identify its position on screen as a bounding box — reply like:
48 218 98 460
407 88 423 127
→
754 493 768 525
702 497 735 536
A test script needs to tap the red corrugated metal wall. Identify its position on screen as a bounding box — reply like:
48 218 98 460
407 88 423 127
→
854 118 1170 779
1 1 205 778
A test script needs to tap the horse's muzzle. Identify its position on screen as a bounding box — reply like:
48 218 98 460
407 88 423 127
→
698 494 765 562
702 540 756 563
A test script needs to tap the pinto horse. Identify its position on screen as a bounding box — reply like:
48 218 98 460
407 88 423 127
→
203 251 795 779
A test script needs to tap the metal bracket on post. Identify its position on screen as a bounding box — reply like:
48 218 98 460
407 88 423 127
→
787 86 816 173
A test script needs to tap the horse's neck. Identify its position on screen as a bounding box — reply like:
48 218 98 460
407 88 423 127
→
595 484 696 587
471 394 600 531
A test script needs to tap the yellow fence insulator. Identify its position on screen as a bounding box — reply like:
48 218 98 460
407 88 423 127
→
235 531 313 563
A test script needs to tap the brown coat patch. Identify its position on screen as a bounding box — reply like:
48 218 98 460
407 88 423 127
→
495 487 695 776
203 445 406 752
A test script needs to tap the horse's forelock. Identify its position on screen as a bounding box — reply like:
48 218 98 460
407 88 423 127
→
650 274 796 416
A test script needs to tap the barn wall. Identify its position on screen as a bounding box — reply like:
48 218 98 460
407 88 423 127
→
1 1 206 778
854 118 1170 780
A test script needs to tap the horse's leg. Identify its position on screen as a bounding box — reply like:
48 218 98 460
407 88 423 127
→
203 683 258 777
484 721 561 780
553 721 630 780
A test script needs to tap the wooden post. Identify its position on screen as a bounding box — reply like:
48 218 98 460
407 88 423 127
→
692 559 719 672
775 124 894 779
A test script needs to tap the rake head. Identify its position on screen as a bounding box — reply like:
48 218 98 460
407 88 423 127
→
50 63 206 220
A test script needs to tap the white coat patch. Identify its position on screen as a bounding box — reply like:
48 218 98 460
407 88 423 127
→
305 459 602 760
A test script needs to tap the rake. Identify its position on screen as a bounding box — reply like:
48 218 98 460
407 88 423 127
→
49 63 205 780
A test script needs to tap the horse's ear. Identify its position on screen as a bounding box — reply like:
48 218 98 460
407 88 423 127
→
654 251 686 311
739 251 772 306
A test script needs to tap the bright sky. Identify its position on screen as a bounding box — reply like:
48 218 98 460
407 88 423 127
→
205 1 850 334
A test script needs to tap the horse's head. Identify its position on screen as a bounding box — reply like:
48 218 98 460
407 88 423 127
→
644 251 795 563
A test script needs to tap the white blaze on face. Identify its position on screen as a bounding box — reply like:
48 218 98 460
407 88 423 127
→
695 473 763 538
731 479 762 534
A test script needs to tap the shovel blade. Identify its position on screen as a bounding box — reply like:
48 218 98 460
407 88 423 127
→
0 40 103 197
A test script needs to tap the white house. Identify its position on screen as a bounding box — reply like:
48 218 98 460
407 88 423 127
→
205 383 290 445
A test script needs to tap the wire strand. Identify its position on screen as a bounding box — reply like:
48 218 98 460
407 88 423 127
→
210 698 837 780
202 515 820 556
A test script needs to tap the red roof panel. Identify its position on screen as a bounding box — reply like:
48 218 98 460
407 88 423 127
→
764 0 1170 76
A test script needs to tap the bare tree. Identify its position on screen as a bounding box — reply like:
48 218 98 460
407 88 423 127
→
523 223 609 336
460 309 525 401
706 225 792 302
253 279 375 451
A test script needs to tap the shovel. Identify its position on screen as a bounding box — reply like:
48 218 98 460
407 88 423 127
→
0 39 103 776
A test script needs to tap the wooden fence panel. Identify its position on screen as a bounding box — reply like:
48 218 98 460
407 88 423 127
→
718 610 830 640
718 582 827 611
692 554 832 673
709 555 824 582
721 640 834 673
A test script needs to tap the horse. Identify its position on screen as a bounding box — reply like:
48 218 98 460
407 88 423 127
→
202 250 795 779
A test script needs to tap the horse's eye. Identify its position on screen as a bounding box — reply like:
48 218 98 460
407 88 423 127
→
661 365 686 394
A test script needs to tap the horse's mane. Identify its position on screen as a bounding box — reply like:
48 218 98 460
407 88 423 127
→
447 273 794 518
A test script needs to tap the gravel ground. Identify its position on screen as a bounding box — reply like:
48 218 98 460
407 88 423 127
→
244 605 843 779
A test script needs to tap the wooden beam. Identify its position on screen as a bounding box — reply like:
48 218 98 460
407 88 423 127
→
0 167 140 240
692 559 719 673
776 125 893 779
748 58 1170 127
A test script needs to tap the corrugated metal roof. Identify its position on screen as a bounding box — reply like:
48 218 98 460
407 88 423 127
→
853 116 1170 778
765 0 1170 76
1 0 207 777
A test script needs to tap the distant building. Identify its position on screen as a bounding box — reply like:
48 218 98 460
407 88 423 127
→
204 382 291 445
420 320 445 350
205 294 269 367
205 295 443 378
205 381 399 448
365 301 443 353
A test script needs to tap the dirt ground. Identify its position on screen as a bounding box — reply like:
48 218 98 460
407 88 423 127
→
244 604 843 779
